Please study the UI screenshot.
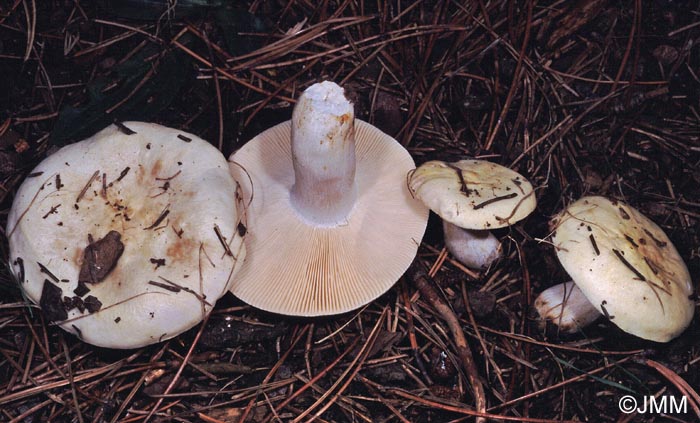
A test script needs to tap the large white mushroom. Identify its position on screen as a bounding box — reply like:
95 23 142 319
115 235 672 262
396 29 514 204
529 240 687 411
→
408 159 537 269
7 122 246 349
542 195 695 342
228 81 429 316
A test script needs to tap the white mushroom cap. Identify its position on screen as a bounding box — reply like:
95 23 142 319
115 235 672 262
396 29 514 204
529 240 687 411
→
551 196 694 342
443 221 501 270
408 160 537 230
228 82 428 316
534 281 602 334
7 122 246 349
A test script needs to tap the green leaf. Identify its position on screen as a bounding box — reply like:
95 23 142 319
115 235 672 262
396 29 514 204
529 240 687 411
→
553 356 639 395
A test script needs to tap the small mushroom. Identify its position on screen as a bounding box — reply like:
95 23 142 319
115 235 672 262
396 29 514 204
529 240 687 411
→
228 81 429 316
534 281 602 334
546 195 694 342
408 159 537 269
7 122 246 348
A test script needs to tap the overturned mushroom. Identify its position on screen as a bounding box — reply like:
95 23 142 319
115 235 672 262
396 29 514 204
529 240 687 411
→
547 196 694 342
409 159 537 269
7 122 246 348
228 81 429 316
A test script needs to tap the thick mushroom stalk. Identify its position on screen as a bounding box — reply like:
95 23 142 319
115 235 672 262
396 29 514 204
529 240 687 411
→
290 81 357 226
534 281 602 334
443 221 501 269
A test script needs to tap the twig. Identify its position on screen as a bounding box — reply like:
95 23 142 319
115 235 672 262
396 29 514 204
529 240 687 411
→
411 268 487 423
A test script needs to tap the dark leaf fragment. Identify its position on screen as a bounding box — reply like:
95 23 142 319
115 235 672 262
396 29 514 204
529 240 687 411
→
63 296 86 313
73 296 86 312
39 280 68 321
74 282 90 297
79 231 125 284
237 222 247 237
114 121 136 135
150 258 166 269
84 295 103 313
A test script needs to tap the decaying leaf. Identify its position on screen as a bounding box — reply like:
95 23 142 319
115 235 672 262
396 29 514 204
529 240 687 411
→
39 280 68 321
78 231 125 284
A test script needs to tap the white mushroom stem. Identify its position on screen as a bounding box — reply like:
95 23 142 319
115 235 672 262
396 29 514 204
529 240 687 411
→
290 81 357 226
443 220 502 270
534 281 602 334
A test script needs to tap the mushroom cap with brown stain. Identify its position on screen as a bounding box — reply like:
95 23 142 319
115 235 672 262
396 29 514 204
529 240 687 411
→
7 122 246 349
228 120 429 316
551 196 694 342
408 160 537 229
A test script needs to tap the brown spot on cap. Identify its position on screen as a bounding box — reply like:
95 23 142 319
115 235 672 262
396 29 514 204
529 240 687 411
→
166 236 197 263
150 159 163 179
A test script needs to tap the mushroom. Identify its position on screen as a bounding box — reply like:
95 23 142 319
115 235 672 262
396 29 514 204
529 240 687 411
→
228 81 429 316
7 122 246 349
544 195 694 342
408 159 537 269
534 280 602 334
